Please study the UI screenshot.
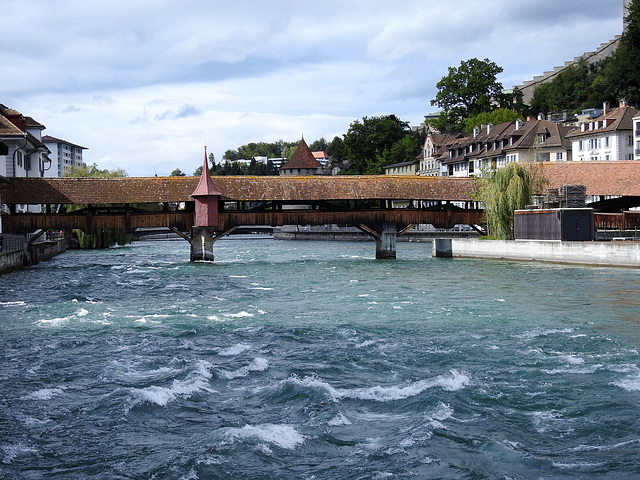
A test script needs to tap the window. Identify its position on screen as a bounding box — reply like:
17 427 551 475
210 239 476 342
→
629 135 634 146
605 136 611 148
578 140 584 151
556 152 563 161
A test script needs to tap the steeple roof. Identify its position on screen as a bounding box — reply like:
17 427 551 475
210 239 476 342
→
280 138 323 170
191 147 221 197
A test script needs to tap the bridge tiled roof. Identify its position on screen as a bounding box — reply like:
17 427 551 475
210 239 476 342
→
4 161 638 206
542 161 640 196
1 175 478 205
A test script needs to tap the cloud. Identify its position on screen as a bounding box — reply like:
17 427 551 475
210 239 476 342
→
0 0 625 176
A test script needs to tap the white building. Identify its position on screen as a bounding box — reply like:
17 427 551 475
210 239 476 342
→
567 102 638 161
441 117 575 177
0 105 51 179
42 135 87 177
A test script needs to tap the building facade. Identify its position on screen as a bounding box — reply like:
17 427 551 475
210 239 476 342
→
0 105 51 179
440 117 575 177
42 135 87 177
568 102 638 162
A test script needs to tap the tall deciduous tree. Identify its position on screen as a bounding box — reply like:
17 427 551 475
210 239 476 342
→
343 115 410 174
430 58 504 132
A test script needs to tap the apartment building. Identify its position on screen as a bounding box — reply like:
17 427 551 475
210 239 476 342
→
42 135 87 177
567 102 638 161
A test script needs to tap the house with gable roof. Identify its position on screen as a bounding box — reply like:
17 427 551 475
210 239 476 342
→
0 105 51 179
441 117 576 177
418 131 465 176
567 101 639 161
279 138 324 176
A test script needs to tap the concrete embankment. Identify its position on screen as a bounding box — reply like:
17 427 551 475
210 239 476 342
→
0 238 68 275
273 226 479 242
433 238 640 268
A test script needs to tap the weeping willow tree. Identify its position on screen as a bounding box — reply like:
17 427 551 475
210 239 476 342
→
477 163 533 240
73 229 133 249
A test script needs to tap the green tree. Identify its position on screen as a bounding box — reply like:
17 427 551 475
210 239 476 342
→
170 168 186 176
63 163 128 178
309 137 329 153
529 60 611 115
606 0 640 105
328 136 347 163
477 163 533 240
223 149 240 161
373 134 422 172
343 115 410 174
463 108 521 134
431 58 504 132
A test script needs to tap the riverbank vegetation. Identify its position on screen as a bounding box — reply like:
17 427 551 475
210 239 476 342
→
73 229 133 249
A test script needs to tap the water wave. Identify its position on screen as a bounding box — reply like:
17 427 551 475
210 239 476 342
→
219 358 269 379
287 370 470 402
22 387 66 401
219 424 305 450
219 343 252 356
612 372 640 391
129 360 215 407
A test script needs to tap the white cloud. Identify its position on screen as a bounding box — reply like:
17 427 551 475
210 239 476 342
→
0 0 625 176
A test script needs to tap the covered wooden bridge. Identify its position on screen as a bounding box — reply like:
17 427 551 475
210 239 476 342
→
1 174 482 259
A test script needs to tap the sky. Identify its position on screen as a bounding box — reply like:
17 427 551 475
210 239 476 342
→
1 0 624 177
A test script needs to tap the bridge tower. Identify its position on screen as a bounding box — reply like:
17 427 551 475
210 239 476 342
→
190 148 222 261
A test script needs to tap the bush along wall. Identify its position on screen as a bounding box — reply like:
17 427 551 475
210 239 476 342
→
73 229 134 249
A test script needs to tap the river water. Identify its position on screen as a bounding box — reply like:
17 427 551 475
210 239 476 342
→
1 238 639 479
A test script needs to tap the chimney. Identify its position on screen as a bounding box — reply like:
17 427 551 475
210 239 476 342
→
537 113 544 121
473 126 480 138
515 119 523 130
603 101 609 114
486 123 493 134
5 112 26 131
620 99 627 108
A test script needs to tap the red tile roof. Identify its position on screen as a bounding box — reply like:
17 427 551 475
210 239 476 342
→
2 175 479 204
280 139 323 170
191 149 222 197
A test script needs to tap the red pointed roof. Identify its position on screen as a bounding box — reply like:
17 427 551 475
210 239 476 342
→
280 138 323 170
191 148 221 197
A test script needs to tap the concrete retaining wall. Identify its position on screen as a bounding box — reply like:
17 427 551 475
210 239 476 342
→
434 239 640 267
0 239 68 275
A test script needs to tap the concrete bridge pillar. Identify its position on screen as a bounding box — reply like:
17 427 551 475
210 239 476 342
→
190 226 216 261
375 222 397 260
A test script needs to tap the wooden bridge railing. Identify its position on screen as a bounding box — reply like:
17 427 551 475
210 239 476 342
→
2 208 484 235
2 212 194 235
